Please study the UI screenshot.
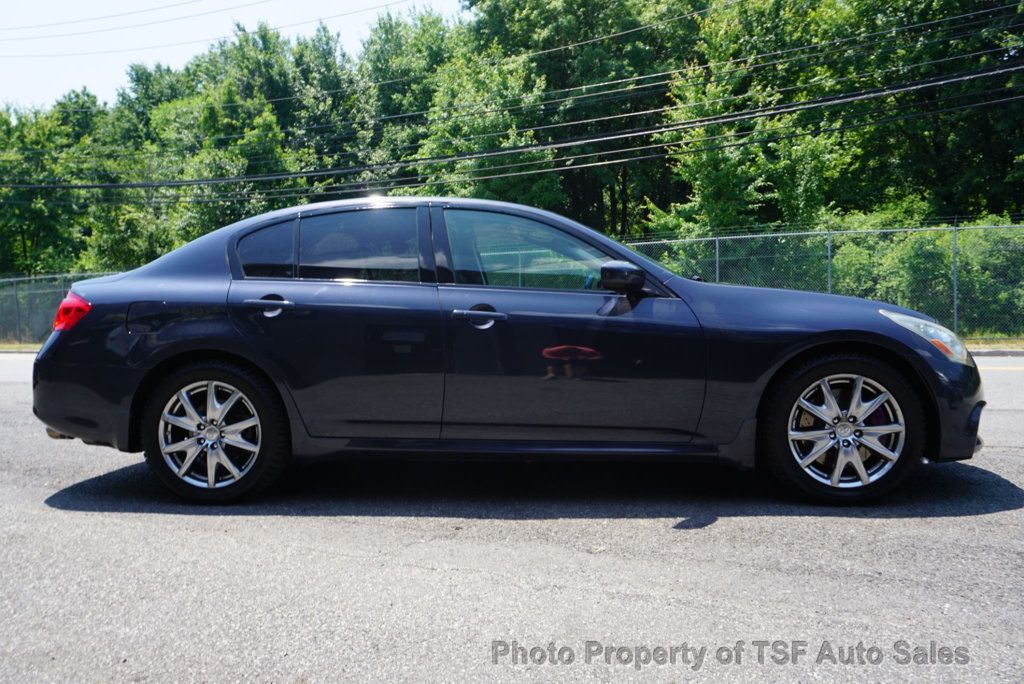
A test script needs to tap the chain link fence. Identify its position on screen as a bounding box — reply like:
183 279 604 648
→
0 273 116 344
2 225 1022 344
627 224 1024 341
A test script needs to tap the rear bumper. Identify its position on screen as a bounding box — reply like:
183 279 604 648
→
33 345 137 451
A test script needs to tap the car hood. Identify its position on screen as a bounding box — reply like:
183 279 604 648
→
668 276 934 332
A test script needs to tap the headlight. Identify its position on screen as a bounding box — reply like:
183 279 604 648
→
879 309 969 364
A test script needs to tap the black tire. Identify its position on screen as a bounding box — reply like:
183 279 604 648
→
142 361 290 503
760 354 925 504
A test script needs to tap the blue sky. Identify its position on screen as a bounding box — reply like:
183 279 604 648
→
0 0 464 109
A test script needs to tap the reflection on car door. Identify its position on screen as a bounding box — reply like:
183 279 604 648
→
435 208 705 443
228 206 445 439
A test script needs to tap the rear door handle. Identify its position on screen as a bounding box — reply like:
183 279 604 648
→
243 298 296 309
243 297 295 318
452 309 508 321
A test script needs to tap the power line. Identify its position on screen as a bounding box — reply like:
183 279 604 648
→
0 0 720 58
147 10 1024 151
0 0 278 42
82 39 1024 174
0 0 205 31
15 66 1020 190
5 8 1015 168
140 84 1003 207
6 37 1012 187
6 63 1018 191
29 88 1019 207
196 90 1024 202
174 85 1024 203
0 0 417 57
31 1 1019 116
201 13 1016 149
257 83 1024 198
8 73 1015 202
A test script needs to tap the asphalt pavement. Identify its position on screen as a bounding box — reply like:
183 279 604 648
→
0 353 1021 682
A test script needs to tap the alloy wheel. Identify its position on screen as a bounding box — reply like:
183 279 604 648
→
787 374 906 488
158 380 261 489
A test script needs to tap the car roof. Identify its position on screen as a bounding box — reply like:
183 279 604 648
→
141 196 676 284
234 196 568 227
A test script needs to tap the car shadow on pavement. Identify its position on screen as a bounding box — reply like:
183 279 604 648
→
44 457 1024 528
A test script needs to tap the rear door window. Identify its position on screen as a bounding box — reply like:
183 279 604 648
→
298 209 419 282
237 221 295 279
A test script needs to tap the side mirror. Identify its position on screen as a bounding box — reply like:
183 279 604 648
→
600 260 646 294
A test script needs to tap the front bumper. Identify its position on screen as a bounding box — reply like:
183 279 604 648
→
928 357 985 462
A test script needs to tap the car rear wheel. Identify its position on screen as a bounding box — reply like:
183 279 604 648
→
761 354 925 503
142 362 290 502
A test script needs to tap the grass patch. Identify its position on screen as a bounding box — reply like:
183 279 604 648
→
966 338 1024 350
0 343 41 352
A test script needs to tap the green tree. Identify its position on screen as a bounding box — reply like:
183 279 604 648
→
397 37 563 206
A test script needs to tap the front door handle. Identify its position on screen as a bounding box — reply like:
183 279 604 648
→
452 309 508 321
452 308 508 329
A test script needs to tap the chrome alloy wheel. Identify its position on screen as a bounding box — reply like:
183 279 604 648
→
158 381 261 489
787 374 906 489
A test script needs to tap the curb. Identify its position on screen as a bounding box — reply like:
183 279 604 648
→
970 349 1024 357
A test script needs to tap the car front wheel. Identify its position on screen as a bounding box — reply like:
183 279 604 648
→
142 362 290 502
761 354 925 503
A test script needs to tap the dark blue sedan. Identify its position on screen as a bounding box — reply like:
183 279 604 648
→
33 198 984 503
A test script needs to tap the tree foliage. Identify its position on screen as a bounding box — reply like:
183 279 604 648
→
0 0 1020 280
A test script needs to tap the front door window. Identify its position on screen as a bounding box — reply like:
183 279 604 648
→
444 210 607 290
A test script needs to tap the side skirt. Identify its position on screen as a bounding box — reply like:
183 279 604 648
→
294 437 722 463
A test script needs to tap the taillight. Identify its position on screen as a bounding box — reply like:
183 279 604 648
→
53 291 91 331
